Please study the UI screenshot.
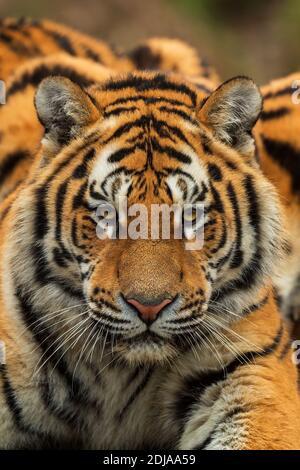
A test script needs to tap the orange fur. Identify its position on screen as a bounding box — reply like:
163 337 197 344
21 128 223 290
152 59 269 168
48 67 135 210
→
0 19 299 450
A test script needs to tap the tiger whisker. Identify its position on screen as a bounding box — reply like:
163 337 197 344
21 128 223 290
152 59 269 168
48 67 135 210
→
201 320 251 366
191 324 226 373
71 321 99 388
209 299 258 327
207 312 265 354
88 327 103 363
20 301 89 334
33 310 88 336
87 329 101 363
48 321 94 378
33 314 90 376
28 310 89 357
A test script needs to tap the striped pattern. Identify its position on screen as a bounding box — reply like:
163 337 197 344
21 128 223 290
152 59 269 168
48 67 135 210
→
0 18 299 450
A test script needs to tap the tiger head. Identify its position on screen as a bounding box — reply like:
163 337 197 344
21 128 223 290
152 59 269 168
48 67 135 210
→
30 72 283 364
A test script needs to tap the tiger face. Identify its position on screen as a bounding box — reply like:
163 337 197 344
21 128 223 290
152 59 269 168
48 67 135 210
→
31 72 283 364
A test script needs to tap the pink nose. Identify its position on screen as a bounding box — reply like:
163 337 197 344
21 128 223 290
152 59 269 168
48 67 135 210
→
127 298 173 324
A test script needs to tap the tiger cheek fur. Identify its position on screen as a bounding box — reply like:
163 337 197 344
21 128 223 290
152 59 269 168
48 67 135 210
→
0 19 300 450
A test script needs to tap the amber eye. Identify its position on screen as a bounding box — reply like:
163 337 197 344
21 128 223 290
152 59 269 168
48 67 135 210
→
183 207 198 224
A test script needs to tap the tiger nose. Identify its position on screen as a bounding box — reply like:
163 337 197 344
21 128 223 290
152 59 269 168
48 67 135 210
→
126 298 173 324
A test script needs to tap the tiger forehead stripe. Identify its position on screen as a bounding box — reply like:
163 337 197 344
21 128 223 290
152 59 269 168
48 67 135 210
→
103 95 194 110
101 74 199 106
92 109 201 168
102 102 196 124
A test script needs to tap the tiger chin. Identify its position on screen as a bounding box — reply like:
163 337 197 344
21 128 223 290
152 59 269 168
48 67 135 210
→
1 19 300 450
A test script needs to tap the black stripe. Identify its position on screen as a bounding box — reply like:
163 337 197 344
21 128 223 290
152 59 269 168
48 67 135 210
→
104 114 194 151
0 203 12 223
152 139 192 164
208 183 224 214
103 106 139 117
32 186 78 295
243 174 261 238
95 299 122 314
0 364 57 444
13 285 103 415
260 107 290 120
158 105 198 125
211 244 234 271
263 86 292 100
0 30 32 55
14 285 82 391
0 363 26 430
73 181 88 210
174 322 283 427
242 294 269 316
152 119 192 147
53 180 74 266
164 167 196 182
128 45 161 70
71 218 84 249
34 185 49 239
103 118 147 145
195 82 213 94
210 218 227 254
221 321 283 373
193 432 214 450
117 368 153 421
213 175 261 299
191 182 209 203
55 180 68 241
125 366 144 385
103 74 197 106
105 94 192 109
31 213 83 295
108 146 139 163
279 338 292 360
91 311 127 325
31 136 98 294
83 46 103 63
262 136 300 194
39 28 76 55
0 150 28 186
227 182 243 269
72 148 95 179
40 371 90 436
208 163 222 182
7 64 93 99
192 405 250 450
88 181 107 201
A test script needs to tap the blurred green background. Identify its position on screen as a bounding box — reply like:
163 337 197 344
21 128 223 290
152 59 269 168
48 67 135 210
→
1 0 300 84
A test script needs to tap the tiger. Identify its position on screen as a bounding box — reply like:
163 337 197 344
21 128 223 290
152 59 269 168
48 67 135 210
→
255 75 300 326
0 18 218 203
0 18 300 450
0 17 218 83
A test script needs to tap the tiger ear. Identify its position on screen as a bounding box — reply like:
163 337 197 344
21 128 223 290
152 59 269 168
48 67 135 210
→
35 76 99 155
198 77 262 158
